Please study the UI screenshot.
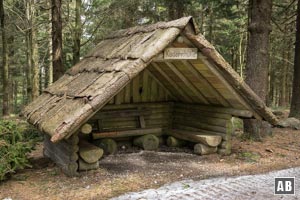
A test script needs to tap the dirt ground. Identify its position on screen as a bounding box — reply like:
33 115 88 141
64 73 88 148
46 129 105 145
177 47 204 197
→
1 127 300 200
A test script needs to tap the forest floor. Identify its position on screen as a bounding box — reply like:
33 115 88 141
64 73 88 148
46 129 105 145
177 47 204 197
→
1 127 300 200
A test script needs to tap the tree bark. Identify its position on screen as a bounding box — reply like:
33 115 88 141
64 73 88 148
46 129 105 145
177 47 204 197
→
290 0 300 119
52 0 64 81
243 0 272 140
31 0 40 100
72 0 81 65
25 0 32 103
47 0 53 86
0 0 10 116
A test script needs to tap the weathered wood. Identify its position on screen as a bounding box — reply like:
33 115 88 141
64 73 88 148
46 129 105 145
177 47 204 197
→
65 133 79 145
146 69 177 100
165 61 209 104
139 115 146 128
78 158 99 171
173 117 227 133
166 136 186 147
183 29 278 124
44 135 79 154
151 62 193 102
132 75 140 102
124 84 131 103
79 140 104 163
175 103 253 118
92 108 152 119
80 123 93 134
150 76 158 102
115 89 124 105
141 70 149 102
92 128 163 139
174 107 232 119
43 148 78 176
172 124 229 141
101 102 173 110
173 113 227 127
194 143 217 155
44 142 78 162
165 129 222 147
182 60 230 107
94 138 118 154
133 134 159 150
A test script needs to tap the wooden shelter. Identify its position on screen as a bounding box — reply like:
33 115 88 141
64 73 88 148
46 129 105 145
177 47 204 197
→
23 17 278 176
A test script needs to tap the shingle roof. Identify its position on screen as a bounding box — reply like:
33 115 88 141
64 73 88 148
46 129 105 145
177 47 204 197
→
22 16 278 143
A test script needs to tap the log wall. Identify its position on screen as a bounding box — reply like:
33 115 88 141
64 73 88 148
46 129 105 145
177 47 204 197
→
89 102 173 132
43 134 79 176
173 103 234 155
107 69 174 105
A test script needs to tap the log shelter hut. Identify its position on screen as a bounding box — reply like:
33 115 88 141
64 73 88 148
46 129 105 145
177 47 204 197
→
23 17 278 176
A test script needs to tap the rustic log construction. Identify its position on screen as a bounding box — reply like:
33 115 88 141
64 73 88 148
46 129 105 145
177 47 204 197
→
23 17 278 176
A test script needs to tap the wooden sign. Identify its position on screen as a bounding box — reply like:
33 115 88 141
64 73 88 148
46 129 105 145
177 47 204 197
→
164 48 198 59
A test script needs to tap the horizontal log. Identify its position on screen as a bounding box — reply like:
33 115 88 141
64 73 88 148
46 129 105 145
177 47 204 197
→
165 129 222 147
78 158 99 171
94 138 118 154
166 136 186 147
65 133 79 145
173 107 232 119
172 124 229 140
133 134 159 150
173 113 227 127
80 124 93 134
175 103 253 118
92 128 163 139
92 108 152 119
194 143 217 155
79 140 104 163
173 117 226 133
93 113 171 123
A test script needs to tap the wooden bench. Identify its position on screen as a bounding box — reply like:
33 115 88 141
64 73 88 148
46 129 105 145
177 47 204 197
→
92 108 164 139
164 129 222 147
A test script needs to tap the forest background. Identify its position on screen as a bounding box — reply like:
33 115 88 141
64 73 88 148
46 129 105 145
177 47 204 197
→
0 0 298 117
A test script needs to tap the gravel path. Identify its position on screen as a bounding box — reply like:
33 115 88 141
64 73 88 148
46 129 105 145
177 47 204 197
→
112 167 300 200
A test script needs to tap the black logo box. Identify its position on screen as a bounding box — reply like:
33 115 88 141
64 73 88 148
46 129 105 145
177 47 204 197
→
275 177 295 195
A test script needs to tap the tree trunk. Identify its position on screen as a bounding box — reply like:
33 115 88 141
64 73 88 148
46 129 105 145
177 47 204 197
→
52 0 64 81
0 0 10 116
243 0 272 140
290 0 300 119
72 0 81 65
47 0 53 86
31 0 39 100
25 1 32 103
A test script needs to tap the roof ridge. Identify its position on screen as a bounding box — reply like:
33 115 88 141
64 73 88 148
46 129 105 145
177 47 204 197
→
105 16 194 39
